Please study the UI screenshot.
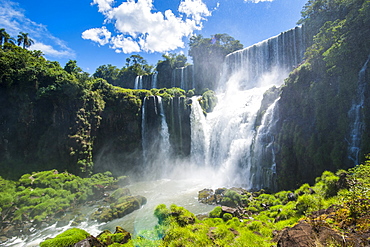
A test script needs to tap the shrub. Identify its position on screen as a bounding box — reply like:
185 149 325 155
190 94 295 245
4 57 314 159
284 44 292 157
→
154 204 171 225
295 194 319 215
315 171 339 198
294 183 311 195
223 213 233 221
209 206 222 218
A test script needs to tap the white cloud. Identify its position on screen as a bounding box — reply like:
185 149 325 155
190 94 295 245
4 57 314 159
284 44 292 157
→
178 0 211 24
83 0 212 54
81 27 111 45
110 35 141 53
30 42 73 57
91 0 115 13
0 0 75 58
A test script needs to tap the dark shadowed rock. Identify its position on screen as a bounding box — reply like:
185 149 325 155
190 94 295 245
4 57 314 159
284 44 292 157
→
274 220 346 247
74 236 104 247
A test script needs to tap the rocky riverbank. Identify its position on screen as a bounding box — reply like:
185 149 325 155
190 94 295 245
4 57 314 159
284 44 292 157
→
0 170 146 244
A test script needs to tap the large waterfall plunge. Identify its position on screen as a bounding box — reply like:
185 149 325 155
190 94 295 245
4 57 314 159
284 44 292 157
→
190 26 307 190
222 26 306 90
139 26 307 190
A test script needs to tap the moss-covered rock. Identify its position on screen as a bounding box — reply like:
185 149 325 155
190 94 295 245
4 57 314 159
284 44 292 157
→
97 226 131 245
91 195 147 223
39 228 90 247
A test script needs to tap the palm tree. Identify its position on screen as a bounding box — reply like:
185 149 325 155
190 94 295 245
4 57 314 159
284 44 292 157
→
0 28 15 47
17 32 34 49
0 28 6 46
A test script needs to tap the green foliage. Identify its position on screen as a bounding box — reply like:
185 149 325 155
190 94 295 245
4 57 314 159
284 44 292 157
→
2 170 117 224
314 171 339 198
93 64 120 85
0 177 16 213
199 90 218 113
295 194 320 214
209 206 222 218
17 32 34 49
343 157 370 218
154 204 171 225
40 228 89 247
222 213 233 221
42 158 370 246
276 0 370 190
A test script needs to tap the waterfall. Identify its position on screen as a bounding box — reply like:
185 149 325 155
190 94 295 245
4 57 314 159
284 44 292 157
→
141 96 171 177
134 75 143 89
152 72 158 89
190 96 209 164
347 55 370 165
223 26 306 90
251 98 280 190
158 97 171 156
189 26 306 189
171 65 194 90
180 67 185 90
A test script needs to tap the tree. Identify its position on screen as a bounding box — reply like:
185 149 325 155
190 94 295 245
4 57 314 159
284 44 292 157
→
93 64 120 85
64 60 82 74
64 60 90 82
17 32 34 49
124 54 153 75
189 33 243 90
0 28 15 47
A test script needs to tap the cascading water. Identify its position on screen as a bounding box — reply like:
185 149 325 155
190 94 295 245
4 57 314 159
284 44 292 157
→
190 96 209 164
347 55 370 165
190 26 307 189
222 26 306 90
180 67 184 89
251 98 280 190
134 75 143 89
171 65 194 90
152 72 158 89
207 86 270 188
141 96 171 177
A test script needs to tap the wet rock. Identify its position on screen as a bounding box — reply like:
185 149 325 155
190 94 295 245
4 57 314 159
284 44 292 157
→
274 220 346 247
91 195 147 222
221 206 239 217
198 189 216 204
308 188 315 194
215 188 226 195
287 192 297 201
2 224 16 238
96 227 131 245
74 236 104 247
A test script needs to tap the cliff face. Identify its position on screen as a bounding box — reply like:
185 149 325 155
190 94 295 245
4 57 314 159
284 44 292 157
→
0 48 193 179
272 0 370 190
0 47 144 178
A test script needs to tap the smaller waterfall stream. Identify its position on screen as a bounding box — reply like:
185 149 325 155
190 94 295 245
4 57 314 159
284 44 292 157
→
190 96 209 164
152 73 158 89
348 55 370 165
251 98 280 190
134 76 143 89
141 96 171 177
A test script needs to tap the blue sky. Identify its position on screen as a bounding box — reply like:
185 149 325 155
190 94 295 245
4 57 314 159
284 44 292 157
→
0 0 307 73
